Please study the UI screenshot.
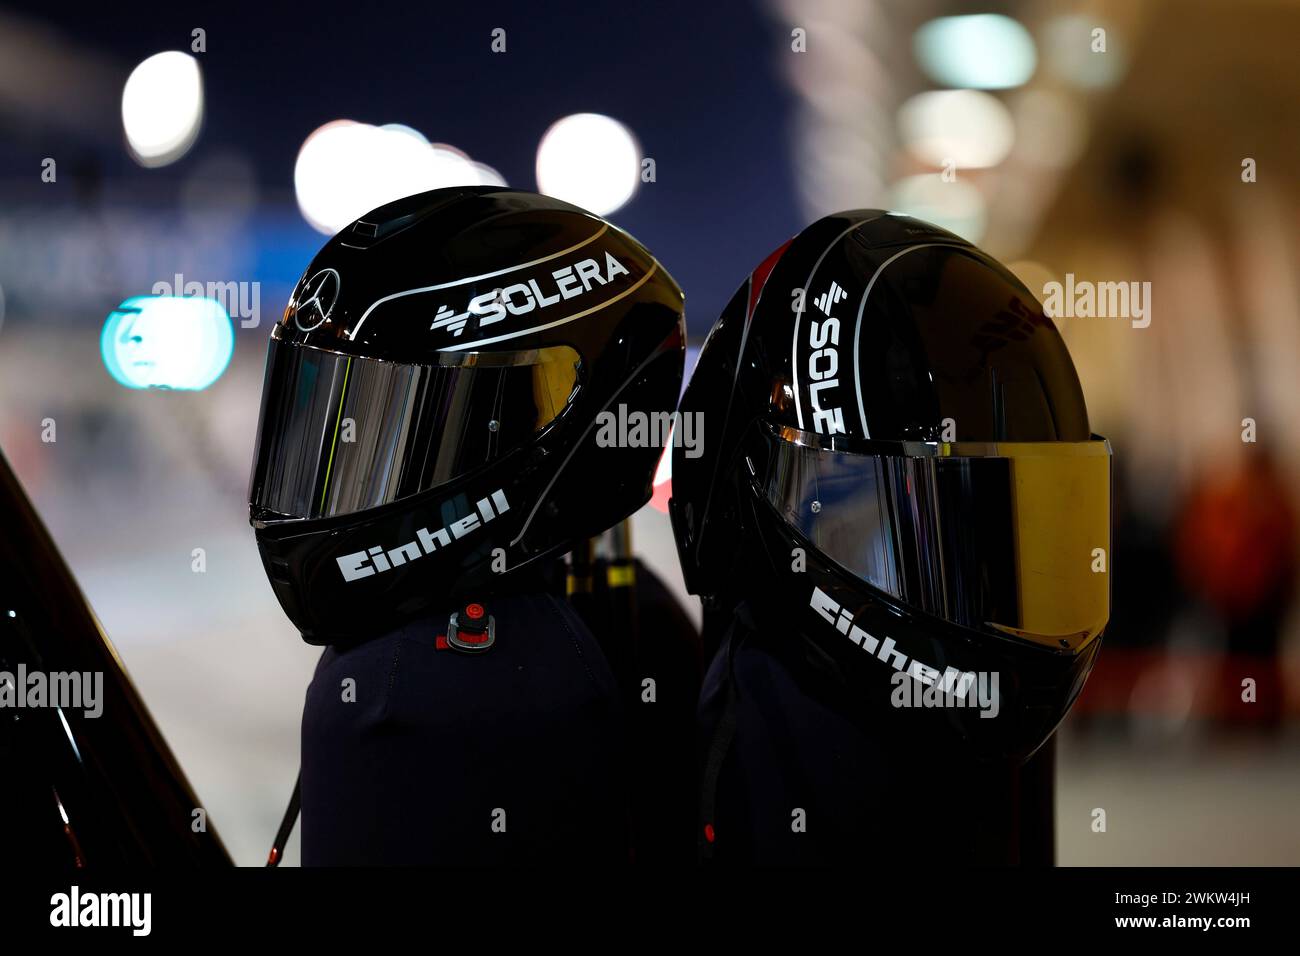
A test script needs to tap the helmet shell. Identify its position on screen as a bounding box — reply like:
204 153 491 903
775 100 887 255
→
252 188 684 644
670 210 1106 760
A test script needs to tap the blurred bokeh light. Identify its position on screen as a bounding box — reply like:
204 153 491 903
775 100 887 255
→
913 14 1037 89
101 295 234 391
535 112 640 216
1041 13 1128 90
294 120 495 235
897 89 1016 169
120 51 203 168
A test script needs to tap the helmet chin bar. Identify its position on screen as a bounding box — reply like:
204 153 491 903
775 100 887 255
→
254 466 534 645
332 489 513 584
737 484 1102 765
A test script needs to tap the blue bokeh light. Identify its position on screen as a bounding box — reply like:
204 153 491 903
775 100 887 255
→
101 295 234 391
914 14 1037 90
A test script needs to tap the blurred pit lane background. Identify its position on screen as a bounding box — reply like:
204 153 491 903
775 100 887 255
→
1 0 1298 865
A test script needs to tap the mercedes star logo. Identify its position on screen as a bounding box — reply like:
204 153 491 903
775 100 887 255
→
294 268 341 332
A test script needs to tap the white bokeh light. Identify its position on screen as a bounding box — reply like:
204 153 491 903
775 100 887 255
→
472 161 508 188
535 113 640 216
897 90 1015 170
121 51 204 168
294 121 504 235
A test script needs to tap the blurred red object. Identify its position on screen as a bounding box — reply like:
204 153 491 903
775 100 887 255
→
1174 453 1297 620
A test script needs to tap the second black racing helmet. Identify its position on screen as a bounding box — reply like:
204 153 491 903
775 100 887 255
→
670 211 1111 760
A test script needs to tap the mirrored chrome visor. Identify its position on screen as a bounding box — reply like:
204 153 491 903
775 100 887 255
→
757 425 1111 651
250 338 580 520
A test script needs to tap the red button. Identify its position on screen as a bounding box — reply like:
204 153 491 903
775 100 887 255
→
465 603 485 620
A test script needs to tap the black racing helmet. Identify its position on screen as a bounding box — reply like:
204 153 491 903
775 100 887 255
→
250 187 684 644
670 210 1110 760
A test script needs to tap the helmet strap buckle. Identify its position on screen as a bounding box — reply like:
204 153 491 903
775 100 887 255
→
443 603 496 653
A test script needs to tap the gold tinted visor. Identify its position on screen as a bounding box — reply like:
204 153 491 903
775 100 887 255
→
759 425 1111 651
